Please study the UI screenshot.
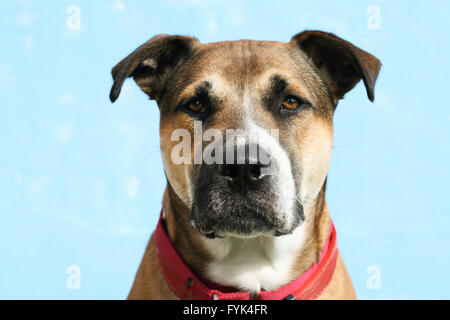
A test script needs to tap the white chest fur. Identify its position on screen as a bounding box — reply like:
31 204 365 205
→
201 223 307 292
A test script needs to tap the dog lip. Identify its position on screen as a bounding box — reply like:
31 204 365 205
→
202 231 225 239
190 217 221 238
195 225 224 239
191 213 297 239
222 230 275 239
190 191 303 239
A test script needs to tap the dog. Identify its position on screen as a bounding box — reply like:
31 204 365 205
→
109 30 381 300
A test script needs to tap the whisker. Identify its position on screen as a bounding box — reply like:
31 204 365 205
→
136 145 162 167
332 142 359 149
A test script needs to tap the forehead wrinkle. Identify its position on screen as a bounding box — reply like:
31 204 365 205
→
175 74 227 106
256 69 313 102
214 44 268 90
190 41 291 97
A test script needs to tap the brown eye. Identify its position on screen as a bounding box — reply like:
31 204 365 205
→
187 99 203 112
282 96 301 110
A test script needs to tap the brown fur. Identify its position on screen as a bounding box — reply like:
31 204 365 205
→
110 30 381 300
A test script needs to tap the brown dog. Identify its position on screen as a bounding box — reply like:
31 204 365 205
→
110 30 381 300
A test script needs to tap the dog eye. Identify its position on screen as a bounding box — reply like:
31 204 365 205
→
281 96 301 110
280 96 312 113
186 99 204 112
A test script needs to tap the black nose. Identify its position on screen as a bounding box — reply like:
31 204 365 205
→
216 144 271 194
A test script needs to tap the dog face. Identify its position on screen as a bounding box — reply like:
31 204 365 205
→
110 31 380 239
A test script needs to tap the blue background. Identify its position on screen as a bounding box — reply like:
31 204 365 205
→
1 0 449 299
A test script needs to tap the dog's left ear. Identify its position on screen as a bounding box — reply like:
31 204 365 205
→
109 34 200 103
290 30 381 102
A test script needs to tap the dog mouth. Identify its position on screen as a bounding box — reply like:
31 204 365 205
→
189 212 275 239
190 191 304 239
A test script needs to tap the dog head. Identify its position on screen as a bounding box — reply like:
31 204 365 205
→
110 31 380 239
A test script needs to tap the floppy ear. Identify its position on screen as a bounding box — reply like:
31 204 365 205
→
109 34 200 103
290 30 381 102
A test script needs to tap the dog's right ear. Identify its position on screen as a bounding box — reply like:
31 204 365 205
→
109 34 199 103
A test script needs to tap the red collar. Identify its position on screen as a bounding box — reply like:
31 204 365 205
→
154 210 338 300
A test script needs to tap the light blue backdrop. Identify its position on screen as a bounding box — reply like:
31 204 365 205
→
1 0 449 299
